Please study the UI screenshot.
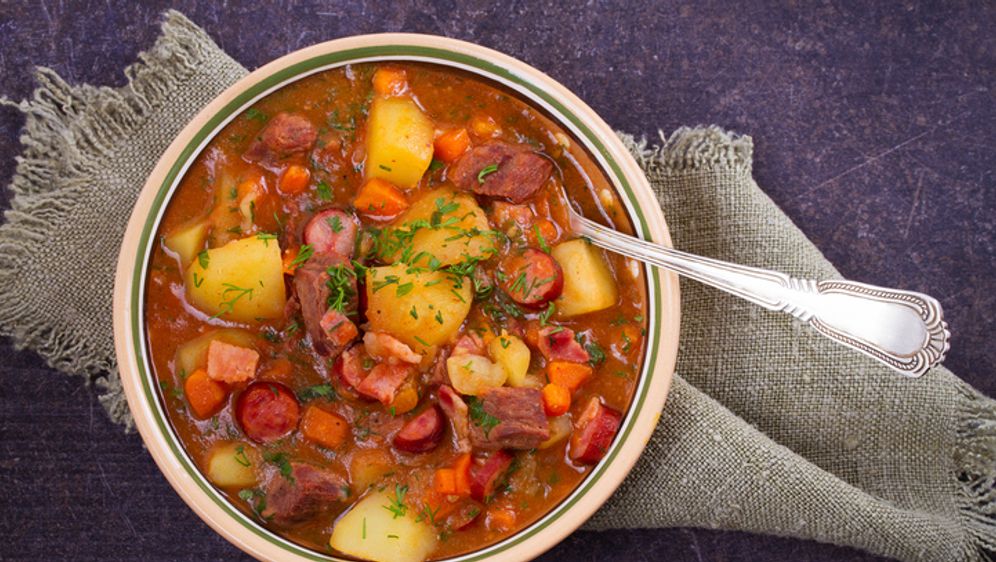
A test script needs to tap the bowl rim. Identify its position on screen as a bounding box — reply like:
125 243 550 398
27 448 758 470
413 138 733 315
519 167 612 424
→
113 32 680 562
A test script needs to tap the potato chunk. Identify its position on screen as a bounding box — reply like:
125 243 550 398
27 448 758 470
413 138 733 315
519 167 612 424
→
365 264 472 353
384 187 495 267
206 441 260 488
184 236 285 323
550 239 618 317
330 489 438 562
366 97 434 189
488 334 530 387
164 219 208 268
446 354 506 396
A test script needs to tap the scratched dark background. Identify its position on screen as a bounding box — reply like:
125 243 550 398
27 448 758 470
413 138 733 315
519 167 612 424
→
1 1 993 561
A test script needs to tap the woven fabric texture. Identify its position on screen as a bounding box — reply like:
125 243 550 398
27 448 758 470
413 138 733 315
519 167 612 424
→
0 11 992 562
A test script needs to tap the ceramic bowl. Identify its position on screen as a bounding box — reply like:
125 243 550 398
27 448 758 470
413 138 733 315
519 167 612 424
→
113 33 680 562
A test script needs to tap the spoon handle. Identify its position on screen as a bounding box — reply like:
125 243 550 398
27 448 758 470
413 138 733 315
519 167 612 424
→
571 214 950 377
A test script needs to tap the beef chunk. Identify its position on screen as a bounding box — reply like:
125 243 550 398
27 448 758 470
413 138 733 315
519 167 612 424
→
243 112 317 165
262 462 349 527
438 385 472 453
469 387 549 450
448 142 552 203
292 254 356 358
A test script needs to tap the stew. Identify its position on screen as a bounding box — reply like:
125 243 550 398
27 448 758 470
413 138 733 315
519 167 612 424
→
145 62 648 562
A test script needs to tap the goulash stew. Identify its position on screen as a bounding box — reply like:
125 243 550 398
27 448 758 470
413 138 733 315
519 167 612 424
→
145 63 648 562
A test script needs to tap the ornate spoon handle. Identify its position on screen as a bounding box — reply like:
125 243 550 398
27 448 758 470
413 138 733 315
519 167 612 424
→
571 213 950 377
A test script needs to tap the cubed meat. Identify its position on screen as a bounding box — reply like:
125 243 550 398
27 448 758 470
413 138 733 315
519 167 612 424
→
569 397 622 465
334 344 369 389
293 254 357 358
448 142 552 203
206 339 259 383
243 112 318 165
363 331 422 365
469 387 549 450
261 462 349 527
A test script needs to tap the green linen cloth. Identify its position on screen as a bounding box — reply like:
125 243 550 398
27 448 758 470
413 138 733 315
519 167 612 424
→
1 10 993 562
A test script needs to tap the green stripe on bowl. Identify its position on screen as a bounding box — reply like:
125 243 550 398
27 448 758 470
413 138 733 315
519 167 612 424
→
130 43 664 561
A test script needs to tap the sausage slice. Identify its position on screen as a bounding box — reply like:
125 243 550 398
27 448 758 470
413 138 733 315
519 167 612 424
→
236 382 301 443
393 405 445 453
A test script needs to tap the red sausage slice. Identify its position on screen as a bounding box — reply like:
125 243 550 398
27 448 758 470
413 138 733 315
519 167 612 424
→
568 397 622 465
236 382 301 443
498 249 564 308
393 405 445 453
469 450 514 501
303 208 358 259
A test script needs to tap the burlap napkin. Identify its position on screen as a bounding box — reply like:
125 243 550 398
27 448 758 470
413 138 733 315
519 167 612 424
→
1 11 992 562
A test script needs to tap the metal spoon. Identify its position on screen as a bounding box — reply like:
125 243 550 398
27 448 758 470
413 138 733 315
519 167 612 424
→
564 198 950 377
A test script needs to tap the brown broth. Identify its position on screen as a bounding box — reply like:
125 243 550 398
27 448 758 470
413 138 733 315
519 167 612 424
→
144 62 648 559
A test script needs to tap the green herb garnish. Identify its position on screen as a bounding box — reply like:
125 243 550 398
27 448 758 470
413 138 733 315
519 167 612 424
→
477 164 499 183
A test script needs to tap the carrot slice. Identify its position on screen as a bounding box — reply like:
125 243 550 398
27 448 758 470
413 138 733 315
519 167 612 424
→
183 369 227 419
547 361 593 393
353 178 409 219
372 67 408 97
278 164 311 194
542 383 571 416
433 128 470 162
300 405 349 449
453 453 473 496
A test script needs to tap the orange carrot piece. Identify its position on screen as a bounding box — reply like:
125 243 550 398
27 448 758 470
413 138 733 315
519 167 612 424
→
433 128 471 162
353 178 409 219
278 164 311 194
453 453 473 496
547 361 593 393
433 468 458 495
542 383 571 416
372 67 408 97
300 406 349 449
184 369 227 419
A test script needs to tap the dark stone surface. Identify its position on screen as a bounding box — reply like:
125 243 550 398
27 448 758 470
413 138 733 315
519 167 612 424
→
0 1 992 560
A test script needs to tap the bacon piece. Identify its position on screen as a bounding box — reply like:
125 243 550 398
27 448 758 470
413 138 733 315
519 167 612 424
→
537 326 589 363
438 385 472 453
320 309 359 349
356 363 414 405
206 340 259 383
363 331 422 365
451 332 485 357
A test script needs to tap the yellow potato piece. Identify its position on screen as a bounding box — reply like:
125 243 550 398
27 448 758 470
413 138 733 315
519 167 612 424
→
488 333 530 387
384 187 495 267
206 441 260 488
551 239 618 317
365 264 472 354
366 97 434 189
330 490 438 562
164 219 208 267
184 236 285 323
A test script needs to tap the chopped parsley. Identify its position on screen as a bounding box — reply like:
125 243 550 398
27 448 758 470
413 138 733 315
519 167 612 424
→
197 250 210 269
316 181 333 201
244 108 267 122
328 214 344 233
263 452 295 483
585 342 606 366
428 159 445 172
378 164 392 172
534 224 551 253
210 283 254 319
326 264 358 314
233 445 252 467
296 384 338 402
409 306 418 319
290 244 314 268
477 163 499 183
467 396 501 437
383 484 408 519
538 301 556 325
